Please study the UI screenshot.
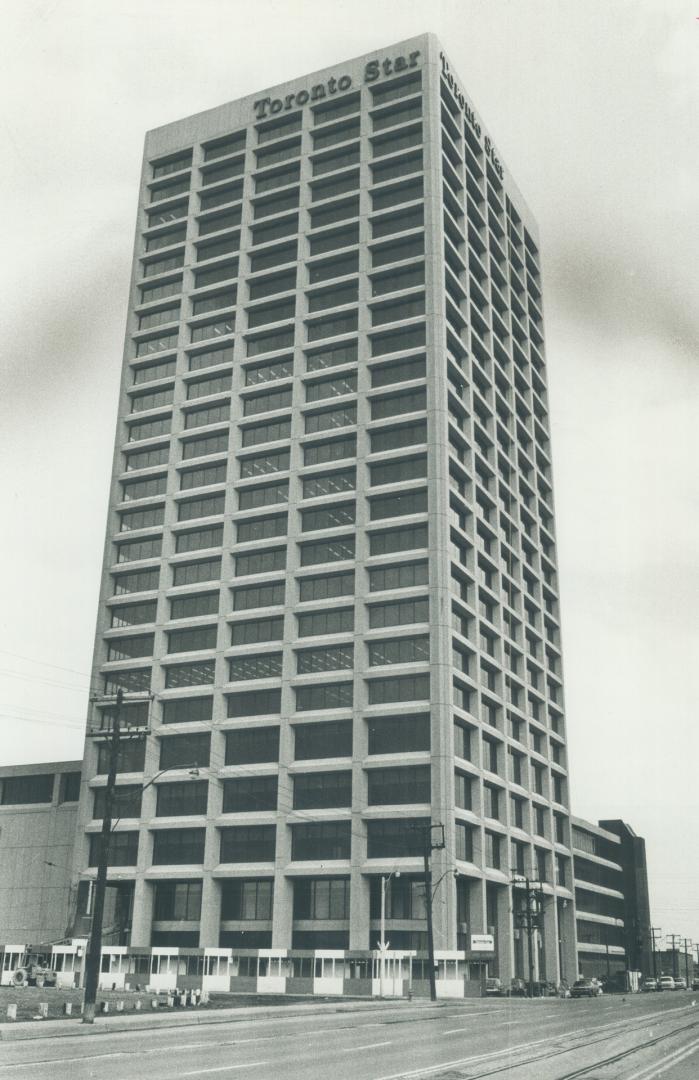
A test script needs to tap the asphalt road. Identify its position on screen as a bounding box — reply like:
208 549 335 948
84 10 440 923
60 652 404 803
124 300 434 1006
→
2 993 698 1080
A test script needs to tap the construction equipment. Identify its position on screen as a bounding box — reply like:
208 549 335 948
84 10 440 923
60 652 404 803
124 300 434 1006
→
11 947 58 988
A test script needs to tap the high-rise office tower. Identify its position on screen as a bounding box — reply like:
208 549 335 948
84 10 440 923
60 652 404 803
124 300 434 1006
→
73 32 577 986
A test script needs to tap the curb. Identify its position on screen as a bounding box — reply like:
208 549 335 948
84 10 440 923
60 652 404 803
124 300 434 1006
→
1 997 436 1043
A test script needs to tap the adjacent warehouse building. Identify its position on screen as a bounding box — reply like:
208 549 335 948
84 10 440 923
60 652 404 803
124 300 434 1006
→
69 32 577 985
571 816 652 982
0 761 82 946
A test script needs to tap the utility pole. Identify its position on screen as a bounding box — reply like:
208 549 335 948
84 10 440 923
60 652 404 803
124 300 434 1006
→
666 933 681 980
412 823 444 1002
650 927 662 980
681 939 692 986
82 689 122 1024
512 876 544 998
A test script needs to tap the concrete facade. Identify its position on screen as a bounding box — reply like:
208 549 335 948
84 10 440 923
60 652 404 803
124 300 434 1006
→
571 816 653 982
0 761 82 945
71 33 577 986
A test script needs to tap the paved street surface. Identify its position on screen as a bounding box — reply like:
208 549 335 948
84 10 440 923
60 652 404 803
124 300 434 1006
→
2 993 698 1079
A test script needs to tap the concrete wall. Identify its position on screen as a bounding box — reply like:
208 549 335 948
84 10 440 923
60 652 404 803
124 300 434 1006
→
0 761 81 944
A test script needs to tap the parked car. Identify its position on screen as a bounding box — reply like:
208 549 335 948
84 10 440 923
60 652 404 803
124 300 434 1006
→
659 975 675 991
508 977 528 997
571 978 603 998
485 977 502 996
692 977 699 991
673 977 687 990
641 977 658 992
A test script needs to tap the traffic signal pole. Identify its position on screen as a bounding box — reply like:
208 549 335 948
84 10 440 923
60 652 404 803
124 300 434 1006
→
82 690 122 1024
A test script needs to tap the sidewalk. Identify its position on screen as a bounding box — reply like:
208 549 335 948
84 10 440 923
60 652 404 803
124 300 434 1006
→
1 995 437 1043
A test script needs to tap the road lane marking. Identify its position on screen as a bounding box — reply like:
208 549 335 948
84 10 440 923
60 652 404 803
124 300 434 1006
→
633 1035 699 1080
180 1065 269 1077
345 1042 392 1051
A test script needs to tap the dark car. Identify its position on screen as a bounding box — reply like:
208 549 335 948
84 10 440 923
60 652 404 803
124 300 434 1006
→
571 978 602 998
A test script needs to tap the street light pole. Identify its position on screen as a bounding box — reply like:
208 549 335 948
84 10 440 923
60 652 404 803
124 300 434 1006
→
379 870 400 998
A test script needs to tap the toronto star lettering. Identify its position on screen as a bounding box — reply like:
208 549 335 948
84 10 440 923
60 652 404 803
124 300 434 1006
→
253 50 421 120
439 51 504 180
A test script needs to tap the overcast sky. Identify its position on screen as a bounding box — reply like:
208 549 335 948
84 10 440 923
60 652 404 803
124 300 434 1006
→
1 0 697 947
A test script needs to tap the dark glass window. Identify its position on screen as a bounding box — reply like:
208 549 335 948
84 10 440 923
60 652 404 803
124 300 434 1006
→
59 771 81 803
96 738 146 775
227 688 281 717
293 878 350 920
161 697 213 725
291 821 351 860
1 773 54 805
154 880 202 921
366 818 429 858
220 879 273 920
367 714 430 755
293 771 352 809
294 720 352 760
367 766 430 805
220 825 276 863
222 775 278 813
159 733 211 770
152 829 206 864
224 727 279 765
88 832 139 867
156 780 209 816
93 784 142 819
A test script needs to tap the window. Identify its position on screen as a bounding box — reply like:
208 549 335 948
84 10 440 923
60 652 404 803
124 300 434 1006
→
220 824 276 863
297 607 354 637
164 661 215 688
227 688 281 717
302 469 355 500
172 557 221 586
297 643 353 673
238 481 288 510
299 536 354 565
159 732 211 770
1 773 54 805
154 881 203 921
371 179 424 214
188 343 235 371
369 523 427 556
367 713 429 754
103 668 151 695
93 784 141 819
221 879 273 920
308 223 359 257
231 616 284 646
203 130 246 161
96 737 146 774
59 771 81 803
119 505 165 532
236 514 287 543
124 446 170 473
184 402 231 429
109 603 156 629
232 581 285 610
180 464 227 490
484 784 501 820
366 818 429 858
89 832 139 867
235 547 286 576
454 771 471 810
305 372 357 401
293 878 350 920
299 571 354 602
534 805 547 837
186 372 232 400
247 297 295 329
294 720 352 760
152 829 206 864
228 653 282 681
128 416 172 442
132 357 176 384
370 455 426 487
308 252 359 286
455 821 474 862
255 162 300 194
106 635 154 662
176 495 225 523
367 765 430 804
162 697 213 725
169 592 219 619
511 795 525 830
225 727 279 765
223 775 278 813
371 356 426 387
369 596 429 630
241 422 291 453
121 474 167 503
291 821 351 860
293 771 352 809
191 287 236 316
372 294 425 326
245 327 295 359
369 488 428 519
301 504 355 532
367 674 429 704
310 165 360 200
304 404 356 433
311 146 360 177
156 780 208 816
295 682 353 712
368 561 428 591
173 524 221 552
368 636 429 666
152 150 192 178
371 388 426 421
303 436 356 467
485 831 501 869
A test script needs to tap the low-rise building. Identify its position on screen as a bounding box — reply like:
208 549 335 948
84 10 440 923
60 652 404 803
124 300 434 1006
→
571 816 652 983
0 761 82 946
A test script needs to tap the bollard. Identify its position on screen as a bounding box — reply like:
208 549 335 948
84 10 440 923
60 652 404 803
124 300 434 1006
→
117 1001 124 1012
151 998 158 1010
135 1000 142 1010
63 1002 73 1016
38 1002 49 1018
100 1001 109 1014
7 1004 17 1021
166 994 173 1007
200 991 209 1005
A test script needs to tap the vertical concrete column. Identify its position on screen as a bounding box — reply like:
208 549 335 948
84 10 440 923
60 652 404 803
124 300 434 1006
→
199 877 221 948
558 897 577 983
272 874 294 949
130 879 153 946
496 886 514 984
